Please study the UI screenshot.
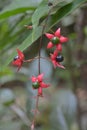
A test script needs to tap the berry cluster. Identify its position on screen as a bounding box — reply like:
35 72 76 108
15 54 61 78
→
45 28 68 69
12 27 68 130
12 28 68 96
31 73 49 96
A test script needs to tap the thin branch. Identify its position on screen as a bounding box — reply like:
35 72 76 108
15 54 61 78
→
23 56 51 63
31 5 53 130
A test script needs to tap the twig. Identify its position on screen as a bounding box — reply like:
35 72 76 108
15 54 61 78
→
31 5 53 130
23 56 51 63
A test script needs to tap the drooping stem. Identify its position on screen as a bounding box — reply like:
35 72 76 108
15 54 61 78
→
31 5 53 130
23 56 51 63
31 95 39 130
38 7 52 74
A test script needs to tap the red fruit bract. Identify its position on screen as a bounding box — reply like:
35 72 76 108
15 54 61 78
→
17 49 24 61
50 49 65 69
31 73 50 96
12 49 24 71
45 28 68 51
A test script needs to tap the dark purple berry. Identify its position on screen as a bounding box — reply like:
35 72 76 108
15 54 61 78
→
14 55 19 61
56 55 64 62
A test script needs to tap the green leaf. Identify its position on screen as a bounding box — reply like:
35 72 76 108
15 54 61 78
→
32 0 50 28
0 0 41 19
0 7 35 19
2 26 43 68
3 0 87 68
32 0 70 29
50 0 73 6
49 0 87 28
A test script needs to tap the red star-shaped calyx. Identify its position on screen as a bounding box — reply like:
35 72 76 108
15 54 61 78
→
12 49 24 71
50 49 65 69
31 73 50 96
45 28 68 51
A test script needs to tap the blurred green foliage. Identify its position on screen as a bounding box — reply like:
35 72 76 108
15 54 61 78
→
0 0 87 130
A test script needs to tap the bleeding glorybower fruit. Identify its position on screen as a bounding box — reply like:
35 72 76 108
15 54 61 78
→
50 49 65 69
32 81 40 89
45 28 68 51
51 37 60 45
14 55 19 61
12 49 24 71
31 73 50 96
56 55 64 62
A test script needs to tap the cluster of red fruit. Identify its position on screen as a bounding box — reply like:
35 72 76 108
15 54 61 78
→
12 28 68 96
45 28 68 69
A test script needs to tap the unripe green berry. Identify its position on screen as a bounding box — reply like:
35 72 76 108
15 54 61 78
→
51 37 60 45
32 82 40 89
